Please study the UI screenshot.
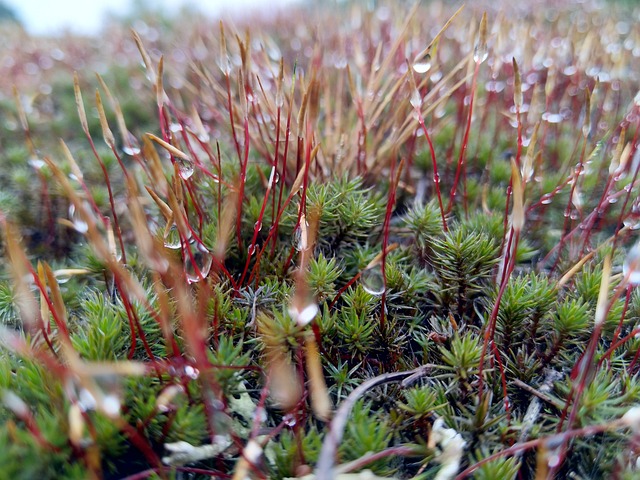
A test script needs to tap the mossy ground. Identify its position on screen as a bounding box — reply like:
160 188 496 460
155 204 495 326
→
1 1 640 479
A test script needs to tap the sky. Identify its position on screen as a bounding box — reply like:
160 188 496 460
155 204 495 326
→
7 0 302 35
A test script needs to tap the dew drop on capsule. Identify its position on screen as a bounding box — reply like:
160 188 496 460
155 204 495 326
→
184 241 213 284
293 220 309 251
623 243 640 285
473 43 488 64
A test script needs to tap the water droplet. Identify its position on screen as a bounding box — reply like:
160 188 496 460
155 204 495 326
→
102 394 121 417
542 112 563 124
54 271 73 284
219 54 232 75
410 88 422 110
247 244 256 257
28 158 46 170
163 223 183 249
623 243 640 285
254 220 263 232
334 57 348 69
78 388 97 412
289 302 319 327
177 158 195 180
412 53 431 74
123 145 141 155
293 221 309 251
283 413 297 427
184 241 213 284
69 204 89 233
624 206 640 230
547 452 562 468
184 365 200 379
169 122 183 133
156 385 184 413
473 44 488 64
275 89 284 108
624 218 640 230
122 132 141 156
361 265 385 296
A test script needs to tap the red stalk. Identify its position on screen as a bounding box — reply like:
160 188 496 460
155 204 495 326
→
413 105 448 231
448 61 481 215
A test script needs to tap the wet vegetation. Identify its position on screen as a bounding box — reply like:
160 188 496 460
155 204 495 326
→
1 0 640 478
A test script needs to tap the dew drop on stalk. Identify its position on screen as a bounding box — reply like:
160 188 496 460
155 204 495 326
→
542 112 563 124
177 158 195 180
624 205 640 230
122 132 141 156
123 144 141 156
102 394 121 417
267 166 277 188
219 54 232 75
68 204 89 233
184 365 200 379
54 270 73 284
412 53 431 74
361 265 385 296
283 413 297 427
275 89 284 108
156 385 185 413
184 240 213 284
623 243 640 285
540 194 552 205
473 44 488 64
623 217 640 230
28 158 46 170
289 302 319 327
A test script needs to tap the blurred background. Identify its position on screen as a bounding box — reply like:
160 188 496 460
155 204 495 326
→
0 0 303 35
